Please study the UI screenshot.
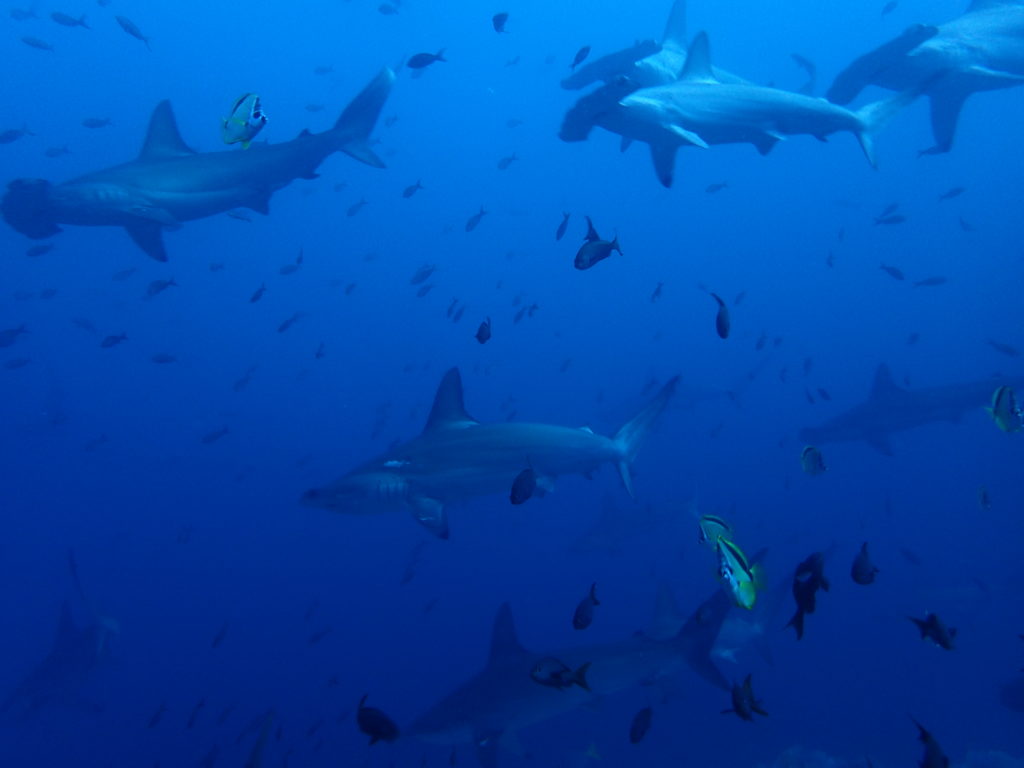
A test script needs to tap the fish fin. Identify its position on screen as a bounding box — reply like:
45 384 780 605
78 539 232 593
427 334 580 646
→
246 192 271 215
410 497 448 539
648 581 686 640
488 604 526 661
920 88 969 155
680 32 716 82
574 661 592 691
138 101 195 160
677 586 732 691
649 141 679 188
124 222 168 262
423 368 478 432
753 133 780 156
619 136 634 152
127 204 179 227
617 462 635 498
786 609 805 640
825 24 939 105
613 375 679 473
336 68 395 168
855 88 921 167
662 0 688 50
869 364 906 401
752 703 769 716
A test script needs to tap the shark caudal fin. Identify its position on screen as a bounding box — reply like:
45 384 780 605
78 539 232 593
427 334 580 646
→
613 376 679 497
334 68 395 168
676 584 732 691
854 87 921 168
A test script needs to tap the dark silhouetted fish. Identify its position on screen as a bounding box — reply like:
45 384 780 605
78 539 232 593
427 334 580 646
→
721 674 767 721
555 211 570 240
115 15 150 49
201 426 229 444
530 657 591 690
492 12 508 33
710 293 730 339
465 206 487 232
879 264 904 280
357 694 400 744
910 612 956 650
786 552 828 639
913 275 947 288
403 180 423 198
100 333 127 348
629 706 652 743
851 542 879 585
249 283 265 303
938 186 964 201
570 45 591 70
408 50 446 69
475 317 491 344
572 583 600 630
510 467 536 504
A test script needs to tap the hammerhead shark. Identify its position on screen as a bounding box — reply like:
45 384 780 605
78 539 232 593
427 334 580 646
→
409 583 732 767
301 368 678 538
1 68 395 261
799 364 1024 455
1 601 118 718
827 0 1024 154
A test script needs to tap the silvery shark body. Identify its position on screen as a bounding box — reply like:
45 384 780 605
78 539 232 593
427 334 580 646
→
611 33 905 187
799 364 1024 455
410 584 731 767
827 0 1024 153
1 68 395 261
1 602 116 717
301 368 678 538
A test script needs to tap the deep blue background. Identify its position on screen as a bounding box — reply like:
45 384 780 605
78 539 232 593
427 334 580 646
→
0 0 1022 765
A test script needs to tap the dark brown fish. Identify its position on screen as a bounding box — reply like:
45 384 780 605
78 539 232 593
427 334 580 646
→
572 583 599 630
475 317 491 344
403 180 423 198
710 293 730 339
465 206 488 232
408 50 446 69
570 45 591 70
629 706 652 743
357 695 400 744
555 211 570 241
115 16 150 49
879 264 904 280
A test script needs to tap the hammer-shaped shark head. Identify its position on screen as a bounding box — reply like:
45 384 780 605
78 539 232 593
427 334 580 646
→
2 178 62 239
300 471 409 513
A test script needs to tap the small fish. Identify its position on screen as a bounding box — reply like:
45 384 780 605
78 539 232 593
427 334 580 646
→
800 445 827 475
910 612 956 650
710 293 730 339
705 181 729 194
416 284 434 298
959 216 975 232
786 552 829 640
403 180 423 198
82 434 108 452
912 719 950 768
629 707 653 744
913 276 947 288
3 358 31 370
26 243 54 257
100 333 127 348
408 50 446 69
978 485 992 510
881 1 898 16
277 312 303 333
347 198 368 217
465 206 488 232
0 126 32 144
279 248 303 275
187 697 206 729
530 657 591 691
698 514 733 549
987 339 1020 358
378 3 399 15
249 283 266 303
21 36 55 51
9 8 36 21
115 16 151 49
575 216 621 270
496 152 518 170
721 675 768 721
222 93 267 149
570 45 591 70
201 426 229 445
475 317 491 344
938 186 965 202
510 467 536 505
881 264 905 280
410 264 435 284
51 11 89 28
145 277 177 298
233 365 257 392
552 212 571 242
44 145 70 158
492 12 509 33
817 387 832 401
874 214 906 226
572 583 600 630
356 695 400 744
718 537 761 610
878 201 900 218
826 250 836 268
151 353 176 364
148 702 167 728
81 117 112 129
851 542 879 585
986 385 1023 433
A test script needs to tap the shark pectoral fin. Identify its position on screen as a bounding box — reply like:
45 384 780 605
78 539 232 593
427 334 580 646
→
128 204 179 228
866 434 893 456
753 133 780 156
410 496 449 539
667 125 708 148
124 222 168 262
964 65 1024 83
619 136 634 153
246 192 271 215
649 142 679 188
617 461 635 498
342 142 386 168
925 89 969 154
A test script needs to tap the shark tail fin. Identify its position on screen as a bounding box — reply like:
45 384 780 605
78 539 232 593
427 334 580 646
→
613 376 679 497
854 88 920 168
334 68 396 168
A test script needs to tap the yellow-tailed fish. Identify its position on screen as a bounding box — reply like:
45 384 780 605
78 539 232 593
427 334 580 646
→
222 93 268 149
698 514 732 549
717 536 761 610
800 445 827 475
986 385 1022 433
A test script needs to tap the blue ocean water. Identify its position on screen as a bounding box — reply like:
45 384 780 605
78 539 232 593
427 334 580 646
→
1 0 1022 766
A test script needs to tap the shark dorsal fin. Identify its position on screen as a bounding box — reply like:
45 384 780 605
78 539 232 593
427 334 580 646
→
424 368 478 432
489 603 526 661
869 364 906 400
680 32 716 82
139 101 195 160
53 600 78 655
648 581 685 640
662 0 688 50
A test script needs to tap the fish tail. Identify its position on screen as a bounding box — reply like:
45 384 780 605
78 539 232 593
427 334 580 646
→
574 662 592 691
854 86 926 168
334 68 396 168
786 609 805 640
612 376 679 497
